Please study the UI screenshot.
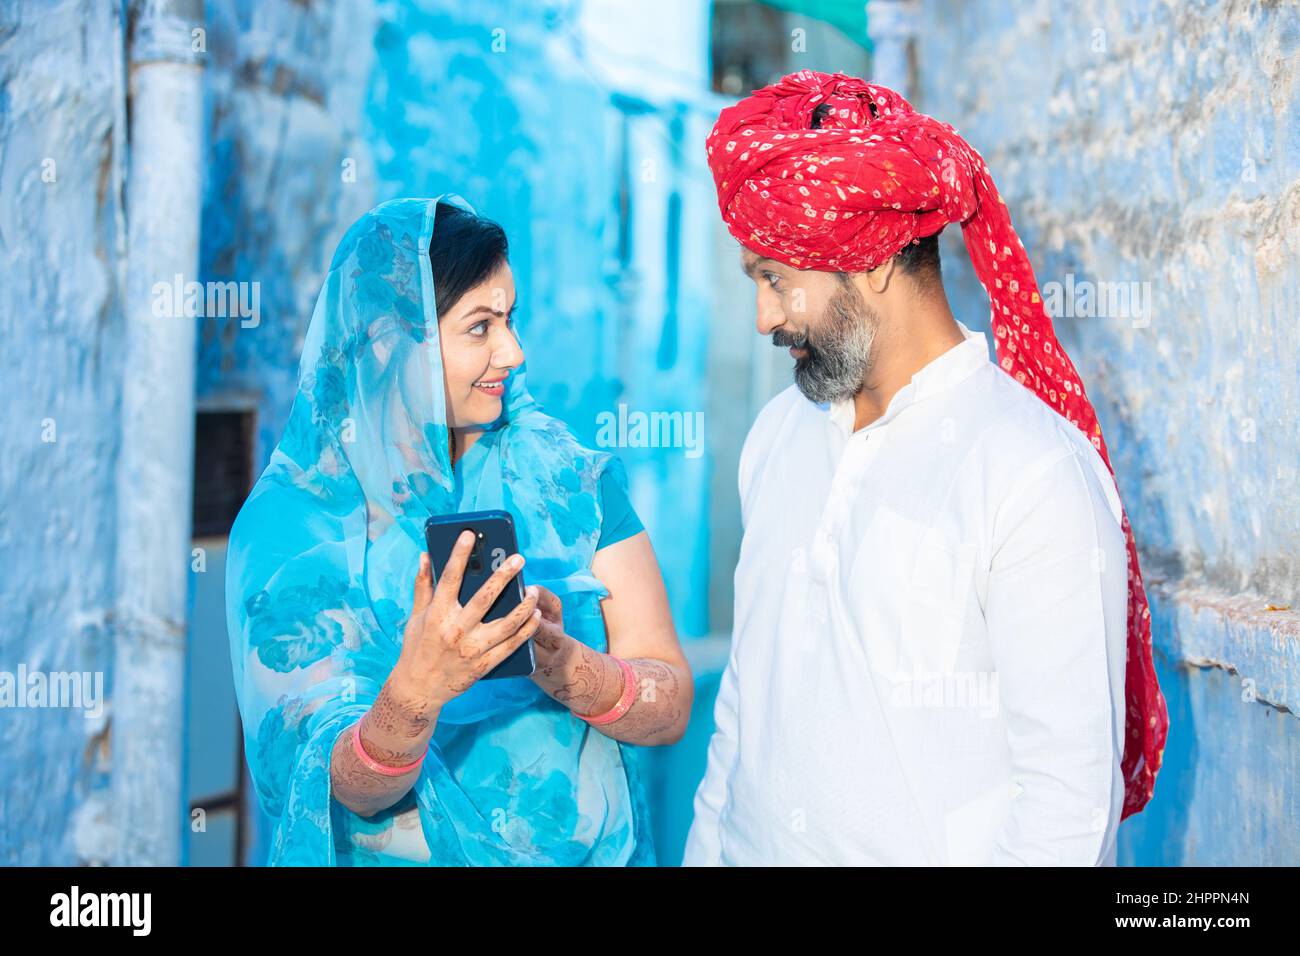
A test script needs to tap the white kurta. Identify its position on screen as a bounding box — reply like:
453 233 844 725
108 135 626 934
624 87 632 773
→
683 320 1130 866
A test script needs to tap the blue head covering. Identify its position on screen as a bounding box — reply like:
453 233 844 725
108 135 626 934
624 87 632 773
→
226 196 654 865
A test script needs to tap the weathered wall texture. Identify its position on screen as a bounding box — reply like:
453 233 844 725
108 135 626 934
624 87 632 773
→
915 0 1300 863
0 1 127 864
197 0 380 450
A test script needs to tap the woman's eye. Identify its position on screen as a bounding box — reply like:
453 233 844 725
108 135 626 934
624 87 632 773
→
469 321 489 337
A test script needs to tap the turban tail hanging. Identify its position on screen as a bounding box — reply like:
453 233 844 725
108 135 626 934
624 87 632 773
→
706 70 1167 819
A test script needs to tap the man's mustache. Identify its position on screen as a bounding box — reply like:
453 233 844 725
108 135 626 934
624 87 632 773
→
771 327 810 349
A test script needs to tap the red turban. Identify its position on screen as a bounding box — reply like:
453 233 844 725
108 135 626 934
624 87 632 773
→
707 69 1167 820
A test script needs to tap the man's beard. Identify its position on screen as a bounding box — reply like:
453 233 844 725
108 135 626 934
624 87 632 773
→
772 279 879 404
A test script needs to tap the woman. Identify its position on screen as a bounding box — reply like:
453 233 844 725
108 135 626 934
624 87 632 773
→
226 195 691 865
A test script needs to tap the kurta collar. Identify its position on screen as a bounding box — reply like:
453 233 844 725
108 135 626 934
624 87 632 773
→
827 320 991 435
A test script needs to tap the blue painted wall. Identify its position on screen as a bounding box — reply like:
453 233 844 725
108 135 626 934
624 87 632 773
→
0 0 126 865
915 0 1300 863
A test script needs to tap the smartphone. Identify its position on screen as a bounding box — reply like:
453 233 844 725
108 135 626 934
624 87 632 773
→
423 509 535 679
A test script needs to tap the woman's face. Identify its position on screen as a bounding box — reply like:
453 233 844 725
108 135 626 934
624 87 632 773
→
439 261 524 428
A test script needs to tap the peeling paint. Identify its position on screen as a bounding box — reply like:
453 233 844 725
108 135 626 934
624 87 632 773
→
919 0 1300 863
0 0 129 866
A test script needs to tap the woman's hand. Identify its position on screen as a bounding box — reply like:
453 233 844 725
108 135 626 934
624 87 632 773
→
527 584 623 717
389 531 541 717
528 585 580 683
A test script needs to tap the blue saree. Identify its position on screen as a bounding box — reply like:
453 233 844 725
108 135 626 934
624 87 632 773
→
225 195 655 866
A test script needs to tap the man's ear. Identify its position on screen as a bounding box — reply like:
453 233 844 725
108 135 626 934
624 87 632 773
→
862 257 896 295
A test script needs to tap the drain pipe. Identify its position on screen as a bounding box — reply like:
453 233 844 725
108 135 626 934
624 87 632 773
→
112 0 205 866
866 0 920 97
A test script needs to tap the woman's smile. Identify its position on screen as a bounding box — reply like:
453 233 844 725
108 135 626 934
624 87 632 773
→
472 373 507 398
439 257 523 428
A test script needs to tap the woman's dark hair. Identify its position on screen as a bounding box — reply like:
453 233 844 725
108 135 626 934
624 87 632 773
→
429 201 509 318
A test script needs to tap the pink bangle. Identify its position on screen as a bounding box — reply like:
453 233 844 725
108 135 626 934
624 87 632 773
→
351 721 425 776
575 657 637 725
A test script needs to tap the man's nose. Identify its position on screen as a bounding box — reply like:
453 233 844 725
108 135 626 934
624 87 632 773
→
754 290 785 336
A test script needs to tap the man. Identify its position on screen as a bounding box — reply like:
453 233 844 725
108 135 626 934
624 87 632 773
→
683 70 1167 866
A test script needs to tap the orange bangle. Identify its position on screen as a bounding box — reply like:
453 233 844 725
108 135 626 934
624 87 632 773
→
575 657 637 725
351 721 425 776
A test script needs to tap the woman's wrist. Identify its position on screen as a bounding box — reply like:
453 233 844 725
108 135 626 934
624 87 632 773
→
528 629 575 692
573 657 636 724
524 615 640 724
585 652 629 716
351 720 425 775
543 643 625 717
386 660 449 719
361 672 441 765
